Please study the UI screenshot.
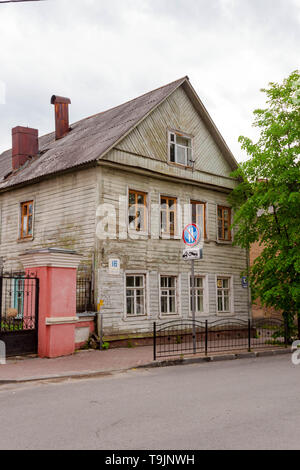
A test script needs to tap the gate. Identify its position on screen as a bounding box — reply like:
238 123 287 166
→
0 274 39 356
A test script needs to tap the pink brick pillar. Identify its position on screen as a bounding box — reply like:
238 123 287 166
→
19 248 82 358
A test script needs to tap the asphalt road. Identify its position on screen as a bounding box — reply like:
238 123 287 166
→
0 355 299 450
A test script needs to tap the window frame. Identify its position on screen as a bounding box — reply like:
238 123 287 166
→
216 275 234 316
159 274 179 317
128 189 148 234
217 205 232 242
19 200 34 240
168 130 193 168
190 200 207 240
125 273 147 318
189 274 209 316
160 195 178 238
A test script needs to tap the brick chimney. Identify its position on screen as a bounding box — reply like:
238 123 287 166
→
51 95 71 140
12 126 39 171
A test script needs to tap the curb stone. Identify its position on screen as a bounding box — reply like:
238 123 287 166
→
0 348 292 386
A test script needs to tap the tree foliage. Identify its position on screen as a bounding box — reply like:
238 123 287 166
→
229 70 300 321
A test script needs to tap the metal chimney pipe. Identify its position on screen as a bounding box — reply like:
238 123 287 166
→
51 95 71 140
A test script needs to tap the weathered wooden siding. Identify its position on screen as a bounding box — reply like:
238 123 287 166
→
95 165 249 336
0 168 97 272
111 86 234 179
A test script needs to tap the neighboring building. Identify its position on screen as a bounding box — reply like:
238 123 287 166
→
0 77 250 338
250 241 281 319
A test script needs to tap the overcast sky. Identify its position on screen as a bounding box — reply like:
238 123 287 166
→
0 0 299 162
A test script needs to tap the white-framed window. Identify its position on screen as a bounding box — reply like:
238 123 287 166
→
126 274 146 316
190 276 207 314
217 277 231 313
168 131 193 167
160 275 178 315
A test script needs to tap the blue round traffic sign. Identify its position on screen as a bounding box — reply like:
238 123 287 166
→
182 224 201 247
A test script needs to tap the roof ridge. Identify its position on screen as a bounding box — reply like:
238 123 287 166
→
71 76 189 127
0 76 188 156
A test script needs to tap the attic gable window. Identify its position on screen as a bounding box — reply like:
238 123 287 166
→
169 131 193 167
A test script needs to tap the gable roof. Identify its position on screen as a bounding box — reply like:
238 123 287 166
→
0 76 238 191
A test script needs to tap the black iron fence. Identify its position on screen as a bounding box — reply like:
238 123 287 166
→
76 276 95 313
0 274 39 356
153 317 289 360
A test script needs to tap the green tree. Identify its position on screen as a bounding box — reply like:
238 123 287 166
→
229 70 300 338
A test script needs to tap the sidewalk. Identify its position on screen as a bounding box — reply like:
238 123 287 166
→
0 346 291 384
0 347 154 384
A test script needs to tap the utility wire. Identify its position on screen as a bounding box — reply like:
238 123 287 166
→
0 1 46 4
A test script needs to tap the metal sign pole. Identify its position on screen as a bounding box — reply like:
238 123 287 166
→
191 258 196 354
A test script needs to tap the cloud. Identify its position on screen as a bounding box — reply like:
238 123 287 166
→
0 0 299 162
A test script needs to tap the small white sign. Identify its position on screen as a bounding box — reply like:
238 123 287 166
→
183 248 203 261
109 258 120 274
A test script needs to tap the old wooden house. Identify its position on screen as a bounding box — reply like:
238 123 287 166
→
0 77 250 340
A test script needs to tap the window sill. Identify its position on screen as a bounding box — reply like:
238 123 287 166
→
128 230 149 238
159 313 181 319
160 234 181 240
17 237 34 243
216 240 233 245
188 312 210 318
124 314 149 321
216 312 235 317
168 161 193 171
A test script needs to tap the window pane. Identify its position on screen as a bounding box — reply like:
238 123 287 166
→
218 219 223 239
176 146 186 165
137 194 144 205
176 136 189 147
224 295 229 311
136 296 144 315
169 212 175 235
23 215 28 234
187 148 193 166
170 143 175 162
127 297 134 315
169 295 176 313
126 276 134 287
28 215 33 235
161 211 167 233
218 296 223 311
136 210 141 231
161 296 168 313
135 276 143 287
129 192 135 205
192 204 197 224
197 294 203 312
